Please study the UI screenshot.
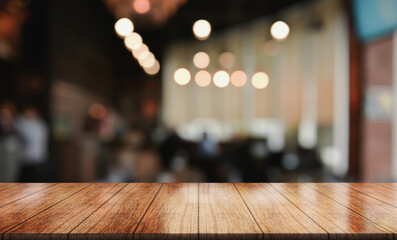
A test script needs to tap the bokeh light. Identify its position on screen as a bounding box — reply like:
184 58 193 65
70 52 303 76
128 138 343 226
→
124 32 143 50
270 21 290 40
193 52 210 69
213 70 230 88
251 72 269 89
138 52 155 67
89 103 107 120
193 19 211 40
230 70 247 87
133 0 151 14
195 70 211 87
174 68 191 85
132 44 149 59
114 18 134 38
218 52 235 68
144 60 160 75
139 53 156 68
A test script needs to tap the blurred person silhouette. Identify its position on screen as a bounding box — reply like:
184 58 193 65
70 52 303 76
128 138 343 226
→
159 128 185 169
16 106 49 182
197 132 219 181
198 132 219 159
0 102 22 182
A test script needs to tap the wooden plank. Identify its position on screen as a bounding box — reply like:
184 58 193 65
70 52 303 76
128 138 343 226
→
376 183 397 191
4 183 125 240
235 183 327 240
0 183 56 208
0 183 89 234
134 183 198 240
307 183 397 235
70 183 162 240
271 183 392 240
342 183 397 208
199 183 262 240
0 184 20 192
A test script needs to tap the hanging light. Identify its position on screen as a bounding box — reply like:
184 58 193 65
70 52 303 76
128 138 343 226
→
124 32 142 50
114 18 134 38
193 20 211 40
270 21 290 40
251 72 270 89
213 70 230 88
174 68 191 85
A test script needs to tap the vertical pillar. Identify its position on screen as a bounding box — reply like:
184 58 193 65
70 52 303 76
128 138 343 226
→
333 10 350 178
298 30 318 149
392 31 397 180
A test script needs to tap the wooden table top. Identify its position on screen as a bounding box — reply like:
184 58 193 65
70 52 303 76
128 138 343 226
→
0 183 396 240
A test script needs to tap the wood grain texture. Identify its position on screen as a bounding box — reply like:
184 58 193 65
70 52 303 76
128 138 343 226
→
307 183 397 234
0 183 88 234
271 183 392 240
70 183 162 240
1 183 396 240
134 183 198 240
376 183 397 190
236 183 327 240
342 183 397 208
0 183 56 208
0 184 20 192
199 183 262 240
4 183 125 240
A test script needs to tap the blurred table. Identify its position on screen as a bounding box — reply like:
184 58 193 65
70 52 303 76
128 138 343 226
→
0 183 396 239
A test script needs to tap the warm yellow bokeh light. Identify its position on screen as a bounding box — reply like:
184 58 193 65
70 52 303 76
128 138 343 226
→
218 52 235 68
174 68 191 85
124 32 142 50
193 52 210 69
141 57 156 68
193 19 211 40
114 18 134 38
137 50 150 60
133 0 150 14
213 70 230 88
270 21 290 40
144 60 160 75
132 44 149 59
230 70 247 87
195 70 211 87
139 52 155 68
251 72 269 89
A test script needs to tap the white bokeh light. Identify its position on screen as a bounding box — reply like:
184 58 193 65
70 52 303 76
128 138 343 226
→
138 52 155 68
174 68 191 85
213 70 230 88
144 60 160 75
193 20 211 40
124 32 142 50
251 72 270 89
132 43 149 59
270 21 290 40
114 18 134 38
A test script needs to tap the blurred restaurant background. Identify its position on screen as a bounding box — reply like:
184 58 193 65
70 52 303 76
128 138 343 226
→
0 0 397 183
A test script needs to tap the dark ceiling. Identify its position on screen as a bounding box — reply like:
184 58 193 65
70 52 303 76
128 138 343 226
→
138 0 308 62
164 0 308 40
142 0 310 42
